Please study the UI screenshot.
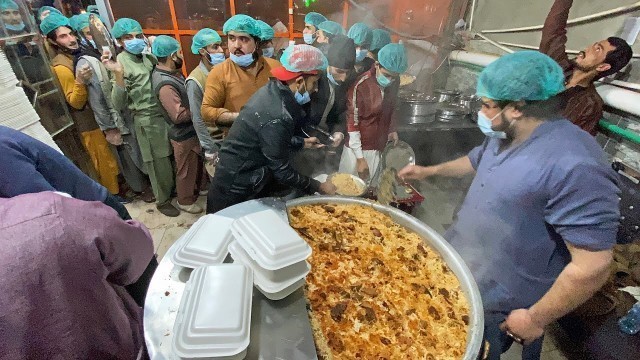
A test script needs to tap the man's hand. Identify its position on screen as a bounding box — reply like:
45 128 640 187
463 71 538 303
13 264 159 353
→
76 65 93 84
388 132 399 145
102 54 123 74
356 158 369 180
104 128 123 146
304 137 325 149
331 132 344 148
500 309 545 345
398 164 436 180
318 181 337 195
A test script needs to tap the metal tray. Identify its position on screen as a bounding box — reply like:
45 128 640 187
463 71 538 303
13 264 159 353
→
287 196 484 360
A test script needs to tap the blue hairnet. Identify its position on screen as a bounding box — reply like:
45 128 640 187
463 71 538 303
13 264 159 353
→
318 21 345 36
111 18 143 39
280 44 328 72
0 0 18 11
476 51 565 101
222 14 261 37
347 23 373 48
37 6 61 19
151 35 180 58
87 5 99 14
69 13 90 32
256 20 274 41
370 29 391 51
39 13 70 36
304 12 327 27
191 28 222 54
378 43 408 74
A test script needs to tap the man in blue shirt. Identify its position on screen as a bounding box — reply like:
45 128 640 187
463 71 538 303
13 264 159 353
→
0 125 130 220
399 51 620 360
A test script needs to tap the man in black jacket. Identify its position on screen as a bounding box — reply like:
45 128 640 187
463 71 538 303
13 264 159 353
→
206 45 337 214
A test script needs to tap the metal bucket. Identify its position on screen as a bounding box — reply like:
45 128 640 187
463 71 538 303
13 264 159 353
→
286 196 485 360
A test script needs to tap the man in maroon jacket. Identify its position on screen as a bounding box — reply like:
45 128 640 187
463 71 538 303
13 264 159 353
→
540 0 632 135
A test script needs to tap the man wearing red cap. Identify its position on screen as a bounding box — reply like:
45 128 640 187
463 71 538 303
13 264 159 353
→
206 45 337 213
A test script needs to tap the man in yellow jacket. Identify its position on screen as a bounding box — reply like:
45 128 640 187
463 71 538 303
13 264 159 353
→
40 14 120 196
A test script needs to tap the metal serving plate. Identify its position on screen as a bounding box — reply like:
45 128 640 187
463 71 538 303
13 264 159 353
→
286 196 485 360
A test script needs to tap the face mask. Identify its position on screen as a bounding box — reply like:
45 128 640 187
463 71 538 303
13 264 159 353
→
5 22 25 32
208 52 225 65
295 82 311 105
230 52 255 67
303 33 315 45
327 71 340 86
124 38 146 55
376 73 392 88
262 46 275 58
89 39 96 48
477 110 507 139
355 49 368 63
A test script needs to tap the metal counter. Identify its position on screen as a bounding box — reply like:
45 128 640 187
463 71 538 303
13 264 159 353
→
143 198 318 360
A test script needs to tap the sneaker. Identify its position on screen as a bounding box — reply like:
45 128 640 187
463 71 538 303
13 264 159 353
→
139 188 156 203
177 202 204 214
157 201 180 217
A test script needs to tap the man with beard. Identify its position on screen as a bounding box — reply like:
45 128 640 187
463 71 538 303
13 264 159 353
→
40 14 121 197
302 12 327 46
540 0 632 135
206 45 336 214
71 13 149 201
201 15 280 133
399 51 620 360
348 23 375 77
1 0 26 34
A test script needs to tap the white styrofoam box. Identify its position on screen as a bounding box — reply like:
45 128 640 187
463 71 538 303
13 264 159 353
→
230 209 311 270
173 264 253 359
171 215 234 268
228 241 309 300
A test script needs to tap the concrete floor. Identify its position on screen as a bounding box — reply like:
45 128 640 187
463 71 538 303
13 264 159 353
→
126 189 576 360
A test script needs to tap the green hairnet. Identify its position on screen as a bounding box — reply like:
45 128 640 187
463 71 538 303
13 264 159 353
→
191 28 222 54
370 29 391 51
37 6 61 18
347 23 373 48
318 21 345 36
222 14 261 37
255 20 274 41
304 12 327 27
0 0 18 11
87 5 99 14
378 43 408 74
151 35 180 58
280 44 328 72
39 13 70 36
476 51 565 101
69 13 90 32
111 18 143 39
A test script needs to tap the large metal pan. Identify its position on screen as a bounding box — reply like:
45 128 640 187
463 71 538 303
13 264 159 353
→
286 196 484 360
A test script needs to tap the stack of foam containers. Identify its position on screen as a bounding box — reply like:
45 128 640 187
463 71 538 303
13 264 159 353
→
171 215 235 268
173 264 253 359
229 209 312 300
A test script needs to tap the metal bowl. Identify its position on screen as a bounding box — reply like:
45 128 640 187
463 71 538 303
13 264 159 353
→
287 196 485 360
327 173 368 197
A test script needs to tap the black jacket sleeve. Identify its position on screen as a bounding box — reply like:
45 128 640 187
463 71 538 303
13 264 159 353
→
259 119 321 194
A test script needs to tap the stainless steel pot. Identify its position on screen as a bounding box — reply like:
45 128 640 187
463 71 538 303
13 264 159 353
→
398 93 438 124
458 95 481 111
436 104 469 123
286 196 485 360
434 89 461 103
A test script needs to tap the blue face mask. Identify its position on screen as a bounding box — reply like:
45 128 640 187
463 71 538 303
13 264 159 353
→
477 110 507 139
230 52 255 67
327 71 340 86
5 22 26 32
303 33 315 45
262 46 275 58
89 39 96 48
376 73 392 88
294 82 311 105
124 38 146 55
355 49 368 63
208 52 225 65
